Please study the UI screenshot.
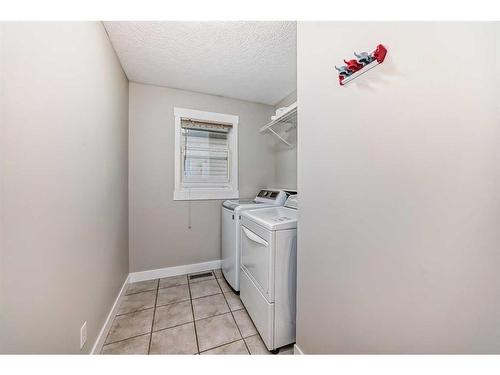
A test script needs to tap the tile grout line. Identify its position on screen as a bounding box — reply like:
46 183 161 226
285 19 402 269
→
107 271 258 354
147 279 160 354
113 306 155 318
124 285 158 296
101 319 114 352
107 309 232 350
127 275 214 294
125 290 156 296
152 307 245 335
199 337 247 354
101 281 136 352
152 320 195 336
187 273 201 354
221 288 250 355
120 278 215 317
191 294 220 300
116 295 191 317
104 331 273 354
114 290 157 317
109 295 241 342
217 275 264 354
158 278 210 289
103 327 257 352
103 332 152 348
201 285 238 351
200 333 279 355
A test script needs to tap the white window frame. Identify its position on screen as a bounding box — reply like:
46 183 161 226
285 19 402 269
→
174 107 239 201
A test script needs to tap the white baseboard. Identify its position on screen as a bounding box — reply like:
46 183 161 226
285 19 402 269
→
129 259 222 283
294 343 304 355
90 274 129 355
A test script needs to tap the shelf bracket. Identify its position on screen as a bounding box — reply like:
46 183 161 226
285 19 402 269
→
268 127 293 148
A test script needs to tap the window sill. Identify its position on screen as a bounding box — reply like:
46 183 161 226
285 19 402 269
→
173 189 239 201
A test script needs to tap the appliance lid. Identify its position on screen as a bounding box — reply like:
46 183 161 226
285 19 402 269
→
241 206 297 230
222 198 256 210
229 198 256 205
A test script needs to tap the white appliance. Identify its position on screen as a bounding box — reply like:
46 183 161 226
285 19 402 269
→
239 195 298 351
221 189 292 292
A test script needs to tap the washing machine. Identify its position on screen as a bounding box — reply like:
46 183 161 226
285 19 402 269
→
221 189 293 292
239 194 298 351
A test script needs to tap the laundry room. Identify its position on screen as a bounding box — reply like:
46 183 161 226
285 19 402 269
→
124 21 298 354
1 21 299 355
3 7 500 371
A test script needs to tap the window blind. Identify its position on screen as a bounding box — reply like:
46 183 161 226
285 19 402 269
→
181 119 232 184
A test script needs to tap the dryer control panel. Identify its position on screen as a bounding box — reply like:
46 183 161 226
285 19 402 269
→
284 194 298 209
257 190 279 199
255 189 288 205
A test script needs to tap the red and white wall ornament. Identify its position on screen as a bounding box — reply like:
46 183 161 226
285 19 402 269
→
335 44 387 86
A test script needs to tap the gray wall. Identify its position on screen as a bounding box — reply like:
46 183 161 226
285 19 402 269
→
272 91 297 190
296 22 500 353
0 22 129 354
129 83 276 272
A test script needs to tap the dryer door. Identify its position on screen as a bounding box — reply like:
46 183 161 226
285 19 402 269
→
241 225 272 300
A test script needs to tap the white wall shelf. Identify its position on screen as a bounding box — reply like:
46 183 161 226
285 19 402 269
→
259 102 297 148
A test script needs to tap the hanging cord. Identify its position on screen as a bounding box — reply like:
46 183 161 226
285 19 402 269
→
184 132 192 230
188 188 192 229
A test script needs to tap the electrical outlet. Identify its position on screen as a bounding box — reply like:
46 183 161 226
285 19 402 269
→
80 321 87 350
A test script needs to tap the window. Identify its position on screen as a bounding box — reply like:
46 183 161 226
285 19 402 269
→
174 107 239 200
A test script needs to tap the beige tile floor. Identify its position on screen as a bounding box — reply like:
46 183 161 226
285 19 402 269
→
101 269 294 355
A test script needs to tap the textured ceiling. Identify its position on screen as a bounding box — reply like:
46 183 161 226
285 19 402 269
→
103 21 296 105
